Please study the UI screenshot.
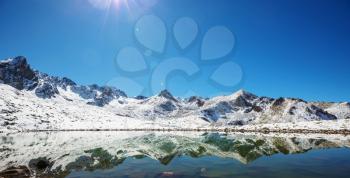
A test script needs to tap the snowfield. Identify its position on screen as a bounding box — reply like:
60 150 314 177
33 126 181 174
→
0 84 210 132
1 56 350 133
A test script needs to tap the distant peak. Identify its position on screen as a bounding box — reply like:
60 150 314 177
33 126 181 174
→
158 89 177 101
235 89 246 95
231 89 257 99
158 89 172 97
234 89 252 96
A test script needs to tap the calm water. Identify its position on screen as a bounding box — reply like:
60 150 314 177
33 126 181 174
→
1 131 350 178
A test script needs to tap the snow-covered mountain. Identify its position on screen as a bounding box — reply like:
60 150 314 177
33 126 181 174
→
1 56 350 132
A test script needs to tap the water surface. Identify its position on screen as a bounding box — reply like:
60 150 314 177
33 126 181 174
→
1 131 350 178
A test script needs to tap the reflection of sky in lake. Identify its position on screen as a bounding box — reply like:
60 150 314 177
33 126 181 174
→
1 132 350 178
69 149 350 178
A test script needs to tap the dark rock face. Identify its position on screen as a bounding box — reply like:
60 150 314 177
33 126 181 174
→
233 96 252 108
228 120 244 126
28 157 53 175
158 90 177 102
158 101 177 112
272 97 285 107
201 101 238 121
252 105 263 112
0 166 31 178
0 56 38 90
92 87 115 107
288 106 297 115
86 86 127 107
201 109 217 121
289 97 306 103
238 90 258 101
135 95 147 100
309 105 337 120
35 82 59 99
62 77 76 86
188 96 205 107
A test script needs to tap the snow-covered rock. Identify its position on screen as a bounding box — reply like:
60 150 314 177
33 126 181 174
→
312 102 350 120
195 90 337 126
0 57 126 105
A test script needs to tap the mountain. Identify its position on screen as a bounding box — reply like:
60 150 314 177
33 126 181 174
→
0 56 126 103
196 90 338 125
1 56 350 132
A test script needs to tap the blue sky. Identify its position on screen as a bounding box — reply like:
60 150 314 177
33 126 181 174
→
0 0 349 101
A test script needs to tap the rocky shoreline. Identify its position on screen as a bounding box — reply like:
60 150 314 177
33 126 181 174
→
17 128 350 135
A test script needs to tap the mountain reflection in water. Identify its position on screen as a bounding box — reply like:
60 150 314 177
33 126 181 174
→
1 131 350 178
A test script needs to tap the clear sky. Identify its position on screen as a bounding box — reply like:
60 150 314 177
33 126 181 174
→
0 0 349 101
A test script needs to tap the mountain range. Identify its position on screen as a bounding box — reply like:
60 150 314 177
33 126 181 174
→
1 56 350 132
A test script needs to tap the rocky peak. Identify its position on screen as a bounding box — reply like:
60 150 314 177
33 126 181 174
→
61 77 77 87
0 56 38 90
158 89 177 101
232 89 257 101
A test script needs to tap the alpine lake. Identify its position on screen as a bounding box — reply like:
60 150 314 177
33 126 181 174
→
1 131 350 178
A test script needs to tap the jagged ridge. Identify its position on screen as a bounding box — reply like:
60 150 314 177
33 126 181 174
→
1 56 350 132
0 56 126 106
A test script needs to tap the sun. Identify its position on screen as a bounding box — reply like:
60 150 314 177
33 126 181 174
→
88 0 127 11
111 0 128 10
88 0 158 12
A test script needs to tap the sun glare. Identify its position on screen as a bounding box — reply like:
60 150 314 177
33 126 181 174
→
89 0 158 12
88 0 134 11
111 0 125 10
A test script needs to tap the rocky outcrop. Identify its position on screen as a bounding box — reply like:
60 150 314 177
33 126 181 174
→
87 86 127 107
0 56 38 90
35 82 59 98
187 96 205 107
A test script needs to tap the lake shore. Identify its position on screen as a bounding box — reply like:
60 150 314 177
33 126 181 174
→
14 128 350 135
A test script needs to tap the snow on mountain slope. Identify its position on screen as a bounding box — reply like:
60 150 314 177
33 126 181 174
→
0 84 137 131
0 84 212 133
195 90 337 125
312 102 350 120
1 56 350 132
